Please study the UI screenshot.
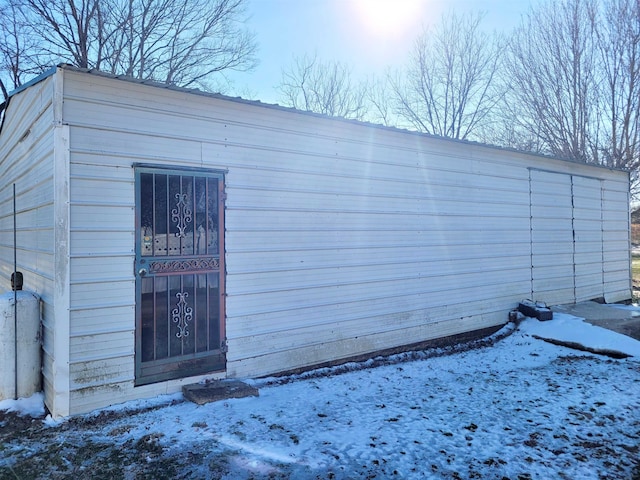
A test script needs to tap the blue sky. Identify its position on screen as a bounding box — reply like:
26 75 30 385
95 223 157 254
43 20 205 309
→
227 0 538 103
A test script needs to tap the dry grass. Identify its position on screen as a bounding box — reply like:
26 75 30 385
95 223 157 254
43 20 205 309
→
633 256 640 284
633 224 640 245
629 223 640 298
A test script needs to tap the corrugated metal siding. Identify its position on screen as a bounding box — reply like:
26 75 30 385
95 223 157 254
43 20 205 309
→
67 158 136 399
602 180 631 302
217 126 533 377
0 76 58 410
573 176 604 302
54 69 630 414
529 169 630 305
530 170 575 304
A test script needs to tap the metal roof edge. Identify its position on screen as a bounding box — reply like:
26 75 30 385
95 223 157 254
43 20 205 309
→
6 65 59 99
6 64 630 176
0 66 58 136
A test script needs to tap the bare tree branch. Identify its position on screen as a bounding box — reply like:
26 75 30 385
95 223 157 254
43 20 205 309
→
596 0 640 173
390 11 503 140
365 74 395 127
99 0 257 88
277 53 369 120
0 0 42 98
0 0 257 94
504 0 600 163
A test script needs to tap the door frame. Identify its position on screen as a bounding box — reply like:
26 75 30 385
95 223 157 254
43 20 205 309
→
133 164 227 386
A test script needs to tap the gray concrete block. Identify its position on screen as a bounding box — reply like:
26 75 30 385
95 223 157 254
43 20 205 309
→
519 300 553 321
183 380 259 405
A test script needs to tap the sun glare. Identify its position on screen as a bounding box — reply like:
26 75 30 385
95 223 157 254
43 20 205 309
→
351 0 425 36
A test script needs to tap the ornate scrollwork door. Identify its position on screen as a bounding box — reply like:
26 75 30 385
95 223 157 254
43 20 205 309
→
135 166 225 385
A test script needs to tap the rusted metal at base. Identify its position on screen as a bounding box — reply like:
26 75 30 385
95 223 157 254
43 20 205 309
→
182 380 259 405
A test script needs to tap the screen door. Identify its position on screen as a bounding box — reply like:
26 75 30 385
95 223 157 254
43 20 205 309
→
135 166 226 385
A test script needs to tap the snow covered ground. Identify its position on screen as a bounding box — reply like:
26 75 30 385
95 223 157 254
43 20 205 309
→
2 310 640 479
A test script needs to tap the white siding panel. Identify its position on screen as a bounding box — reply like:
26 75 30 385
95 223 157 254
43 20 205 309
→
531 252 574 268
230 189 524 218
227 223 530 252
230 168 531 205
70 305 134 336
218 112 534 372
530 229 573 246
70 125 203 165
530 286 576 305
230 307 507 360
0 75 61 413
227 160 531 196
227 269 529 319
603 221 629 236
229 281 532 339
50 69 630 415
70 256 133 283
228 256 532 295
228 243 532 274
70 280 135 308
528 170 627 304
71 231 135 255
227 270 519 317
604 279 631 303
66 157 136 408
531 241 574 256
71 205 134 228
228 310 508 378
604 246 630 262
530 170 574 304
529 202 573 218
226 209 528 232
573 177 604 302
70 355 133 390
602 180 630 302
70 331 134 363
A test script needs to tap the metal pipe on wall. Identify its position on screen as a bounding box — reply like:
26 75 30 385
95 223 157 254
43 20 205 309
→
13 183 17 400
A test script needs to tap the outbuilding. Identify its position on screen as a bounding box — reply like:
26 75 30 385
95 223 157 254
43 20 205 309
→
0 66 631 417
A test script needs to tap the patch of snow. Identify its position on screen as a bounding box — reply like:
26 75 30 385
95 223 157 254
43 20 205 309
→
0 392 44 417
42 414 64 427
520 312 640 357
2 308 640 478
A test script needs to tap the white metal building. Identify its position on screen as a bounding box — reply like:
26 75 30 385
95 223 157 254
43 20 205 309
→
0 66 631 417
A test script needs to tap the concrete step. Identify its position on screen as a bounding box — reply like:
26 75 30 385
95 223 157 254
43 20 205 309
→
183 380 259 405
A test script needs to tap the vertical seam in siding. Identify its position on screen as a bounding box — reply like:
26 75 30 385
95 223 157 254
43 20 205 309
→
628 181 633 297
600 183 605 298
528 169 534 299
571 176 576 303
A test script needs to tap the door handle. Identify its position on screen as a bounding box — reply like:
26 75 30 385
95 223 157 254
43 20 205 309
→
138 268 148 277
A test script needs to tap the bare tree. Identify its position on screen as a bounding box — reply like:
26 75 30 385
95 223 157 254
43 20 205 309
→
476 103 548 154
596 0 640 174
277 53 369 120
0 0 42 99
365 74 395 127
390 11 503 140
24 0 103 69
100 0 257 87
502 0 640 199
505 0 601 163
0 1 19 99
0 0 256 96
